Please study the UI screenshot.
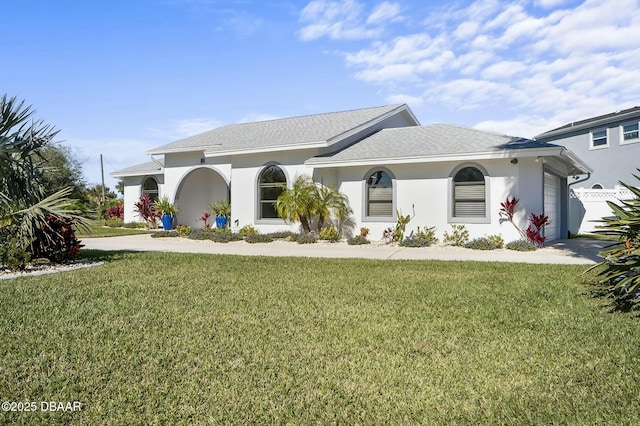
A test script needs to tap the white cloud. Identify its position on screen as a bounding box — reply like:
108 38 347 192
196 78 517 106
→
145 118 224 141
298 0 400 40
386 93 424 107
367 2 402 25
308 0 640 134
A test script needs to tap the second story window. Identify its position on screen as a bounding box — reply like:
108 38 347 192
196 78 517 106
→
622 123 639 142
590 129 608 149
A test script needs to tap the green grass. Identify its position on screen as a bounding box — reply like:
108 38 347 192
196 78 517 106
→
76 222 152 238
1 251 639 424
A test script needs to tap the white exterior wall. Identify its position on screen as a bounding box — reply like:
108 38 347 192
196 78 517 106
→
121 175 165 224
334 158 542 243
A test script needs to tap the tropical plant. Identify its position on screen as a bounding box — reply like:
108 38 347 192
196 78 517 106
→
176 225 192 237
199 211 212 229
314 184 351 231
209 200 231 218
499 197 549 247
275 176 317 234
586 172 640 308
383 208 414 243
152 196 178 216
238 225 259 236
134 194 160 228
319 225 340 241
443 224 470 246
0 95 89 268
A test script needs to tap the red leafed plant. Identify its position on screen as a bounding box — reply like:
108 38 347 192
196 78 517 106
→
105 203 124 219
134 194 160 228
29 215 84 262
200 211 212 229
500 197 550 247
499 197 520 222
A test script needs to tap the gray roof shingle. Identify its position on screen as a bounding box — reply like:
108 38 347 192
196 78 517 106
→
147 104 409 155
111 158 164 177
306 124 560 164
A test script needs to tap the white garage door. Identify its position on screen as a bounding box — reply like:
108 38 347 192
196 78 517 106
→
544 173 560 241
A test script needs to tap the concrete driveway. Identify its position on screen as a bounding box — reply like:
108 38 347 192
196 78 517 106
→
81 234 613 265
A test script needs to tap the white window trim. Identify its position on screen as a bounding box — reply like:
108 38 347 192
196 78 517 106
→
589 128 609 150
448 164 491 224
620 121 640 146
255 164 288 223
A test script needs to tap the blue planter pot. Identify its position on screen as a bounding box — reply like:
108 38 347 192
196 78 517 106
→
161 214 174 230
215 216 228 229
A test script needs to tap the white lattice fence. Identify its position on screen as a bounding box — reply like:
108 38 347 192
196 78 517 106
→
569 186 636 233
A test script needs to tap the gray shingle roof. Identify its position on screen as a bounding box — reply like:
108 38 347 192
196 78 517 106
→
111 158 164 177
536 106 640 139
147 104 409 155
306 124 560 164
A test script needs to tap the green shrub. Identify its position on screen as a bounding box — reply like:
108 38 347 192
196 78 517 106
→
0 233 31 271
506 239 537 251
464 235 504 250
269 231 296 240
176 225 192 237
188 228 243 242
586 172 640 309
443 224 470 246
296 234 317 244
319 225 340 241
245 233 274 244
123 222 148 229
239 225 259 236
347 235 370 245
105 218 124 228
28 215 83 262
151 230 179 238
401 227 438 247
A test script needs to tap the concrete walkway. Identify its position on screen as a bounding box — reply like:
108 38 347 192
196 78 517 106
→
81 234 614 265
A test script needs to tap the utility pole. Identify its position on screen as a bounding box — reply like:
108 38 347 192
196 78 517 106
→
100 154 106 204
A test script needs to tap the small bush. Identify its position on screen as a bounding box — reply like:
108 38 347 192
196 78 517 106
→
296 234 317 244
151 230 179 238
359 227 370 238
123 222 148 229
506 239 537 251
443 224 470 246
245 233 274 244
25 215 84 262
0 233 31 271
401 227 438 247
347 235 370 245
464 235 504 250
176 225 192 237
269 231 296 240
105 218 124 228
239 225 259 236
319 225 340 241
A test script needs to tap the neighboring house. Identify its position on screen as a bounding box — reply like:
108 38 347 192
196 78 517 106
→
536 106 640 233
113 104 591 242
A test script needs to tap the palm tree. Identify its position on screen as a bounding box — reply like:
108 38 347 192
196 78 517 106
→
1 94 88 264
313 183 351 232
275 176 317 233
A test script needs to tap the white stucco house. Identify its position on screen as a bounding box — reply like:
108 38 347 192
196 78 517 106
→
112 104 591 242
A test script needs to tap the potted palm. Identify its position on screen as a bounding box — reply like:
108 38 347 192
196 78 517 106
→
209 200 231 229
152 196 179 230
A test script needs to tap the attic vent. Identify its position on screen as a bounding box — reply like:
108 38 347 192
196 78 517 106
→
200 158 205 164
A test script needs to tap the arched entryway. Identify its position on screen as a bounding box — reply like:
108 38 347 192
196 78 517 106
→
174 167 229 228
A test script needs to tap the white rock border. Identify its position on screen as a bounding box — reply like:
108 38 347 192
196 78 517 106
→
0 260 104 280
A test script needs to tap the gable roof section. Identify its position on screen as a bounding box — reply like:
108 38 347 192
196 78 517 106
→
147 104 417 156
306 124 591 175
536 106 640 139
111 158 164 178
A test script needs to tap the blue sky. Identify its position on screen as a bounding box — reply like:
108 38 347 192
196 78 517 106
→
3 0 639 190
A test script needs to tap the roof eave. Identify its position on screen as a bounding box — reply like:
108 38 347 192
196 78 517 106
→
306 146 565 168
537 109 640 139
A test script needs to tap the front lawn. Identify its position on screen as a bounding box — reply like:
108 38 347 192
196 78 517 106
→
76 221 152 238
1 252 638 424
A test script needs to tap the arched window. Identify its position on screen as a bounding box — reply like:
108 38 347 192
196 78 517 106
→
142 177 159 202
366 170 393 217
591 183 603 189
453 167 486 218
258 165 286 219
